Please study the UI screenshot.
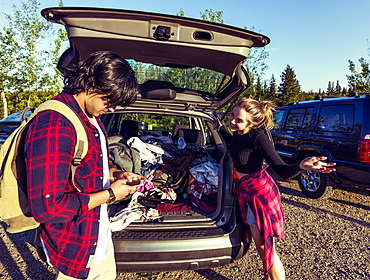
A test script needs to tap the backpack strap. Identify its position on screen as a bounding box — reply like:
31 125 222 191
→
31 100 88 190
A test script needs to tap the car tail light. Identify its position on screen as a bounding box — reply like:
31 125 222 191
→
358 134 370 163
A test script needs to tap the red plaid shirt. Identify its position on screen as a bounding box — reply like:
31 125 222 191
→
25 92 111 279
236 168 285 273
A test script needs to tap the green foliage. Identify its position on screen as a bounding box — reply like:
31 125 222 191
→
200 9 224 24
324 80 346 97
0 23 22 118
347 58 370 92
277 65 302 105
3 0 52 108
0 0 67 119
0 28 20 75
267 74 277 101
236 28 269 102
243 30 269 80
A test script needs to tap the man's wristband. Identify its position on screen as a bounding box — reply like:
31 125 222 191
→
106 187 116 205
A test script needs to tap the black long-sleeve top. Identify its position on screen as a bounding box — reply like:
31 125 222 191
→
220 127 302 179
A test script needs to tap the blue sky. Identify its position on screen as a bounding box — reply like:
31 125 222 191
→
1 0 369 92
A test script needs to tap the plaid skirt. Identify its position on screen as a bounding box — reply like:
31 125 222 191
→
236 168 285 272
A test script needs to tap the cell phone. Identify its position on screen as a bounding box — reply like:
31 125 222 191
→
131 179 144 187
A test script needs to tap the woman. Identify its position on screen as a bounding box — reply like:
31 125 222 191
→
218 98 335 280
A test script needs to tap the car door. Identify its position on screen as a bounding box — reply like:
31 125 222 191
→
273 105 315 163
310 102 363 185
311 103 357 160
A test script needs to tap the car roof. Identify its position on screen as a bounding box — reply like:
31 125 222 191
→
41 7 270 111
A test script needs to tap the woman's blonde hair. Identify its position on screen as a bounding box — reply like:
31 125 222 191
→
235 97 276 130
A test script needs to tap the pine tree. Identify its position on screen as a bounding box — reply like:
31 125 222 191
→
327 81 332 95
262 80 268 100
254 76 262 100
0 0 68 117
347 58 370 92
0 28 20 118
335 80 342 96
277 65 301 105
266 74 277 101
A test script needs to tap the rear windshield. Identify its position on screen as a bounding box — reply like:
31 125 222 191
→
103 113 191 137
128 60 227 94
102 112 215 146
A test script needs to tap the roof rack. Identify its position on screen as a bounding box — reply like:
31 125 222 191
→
288 93 370 106
314 92 370 100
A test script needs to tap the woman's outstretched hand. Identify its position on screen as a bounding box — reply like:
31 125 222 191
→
299 156 336 173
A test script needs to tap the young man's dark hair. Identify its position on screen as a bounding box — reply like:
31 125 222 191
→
63 50 139 108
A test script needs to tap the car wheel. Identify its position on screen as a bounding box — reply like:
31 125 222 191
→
298 170 334 199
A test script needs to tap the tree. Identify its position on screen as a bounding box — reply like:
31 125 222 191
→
0 27 21 117
45 1 68 98
266 74 277 101
334 80 342 96
0 0 67 118
347 58 370 93
200 9 224 23
241 26 269 100
3 0 53 111
253 75 262 100
277 65 301 105
327 81 334 95
243 27 269 81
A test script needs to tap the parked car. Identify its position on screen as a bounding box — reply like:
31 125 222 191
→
41 7 270 273
0 107 34 147
271 95 370 199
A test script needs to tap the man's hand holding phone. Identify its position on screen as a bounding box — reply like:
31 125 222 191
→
109 170 147 201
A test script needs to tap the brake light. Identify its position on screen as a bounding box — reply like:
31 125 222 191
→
358 134 370 163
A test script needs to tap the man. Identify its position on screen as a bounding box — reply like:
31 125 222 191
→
25 51 145 279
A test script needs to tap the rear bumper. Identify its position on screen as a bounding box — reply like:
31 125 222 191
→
278 150 370 188
113 223 249 273
334 160 370 187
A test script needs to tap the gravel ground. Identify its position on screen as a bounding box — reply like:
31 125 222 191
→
1 172 369 280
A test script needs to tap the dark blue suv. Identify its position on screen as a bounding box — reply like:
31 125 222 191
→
271 95 370 199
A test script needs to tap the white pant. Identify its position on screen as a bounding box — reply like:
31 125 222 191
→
55 238 116 280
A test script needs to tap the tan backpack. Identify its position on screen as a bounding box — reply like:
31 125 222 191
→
0 100 88 233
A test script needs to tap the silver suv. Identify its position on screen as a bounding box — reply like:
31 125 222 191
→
42 7 269 273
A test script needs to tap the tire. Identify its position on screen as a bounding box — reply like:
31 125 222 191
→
298 170 334 199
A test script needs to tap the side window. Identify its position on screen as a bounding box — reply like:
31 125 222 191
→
272 110 284 130
317 105 354 132
284 107 313 130
301 107 314 129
